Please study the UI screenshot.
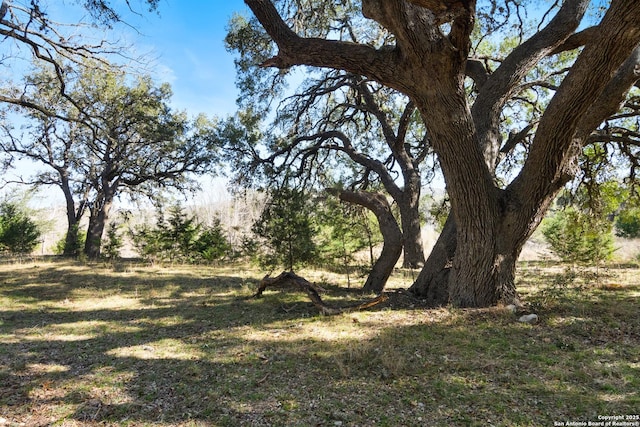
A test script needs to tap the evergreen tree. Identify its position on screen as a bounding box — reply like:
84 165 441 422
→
0 201 41 255
252 187 317 271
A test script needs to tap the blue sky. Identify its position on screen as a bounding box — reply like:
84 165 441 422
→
119 0 250 118
1 1 250 203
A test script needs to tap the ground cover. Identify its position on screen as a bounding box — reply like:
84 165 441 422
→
0 258 638 426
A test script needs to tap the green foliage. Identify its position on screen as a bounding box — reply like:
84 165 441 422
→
615 206 640 238
252 187 317 271
130 205 230 264
0 201 42 255
225 14 282 113
238 234 261 264
102 222 124 259
427 197 450 233
573 146 640 239
542 207 615 264
129 224 162 262
192 218 231 262
315 196 382 270
4 60 218 259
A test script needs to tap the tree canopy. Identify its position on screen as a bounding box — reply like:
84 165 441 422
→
0 0 159 119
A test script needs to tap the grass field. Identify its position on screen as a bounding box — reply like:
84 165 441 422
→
0 258 638 426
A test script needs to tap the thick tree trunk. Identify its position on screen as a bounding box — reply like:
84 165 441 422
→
407 0 640 308
397 188 425 269
408 215 456 305
84 195 114 259
246 0 640 308
335 190 403 294
409 200 531 307
406 62 534 307
411 80 510 307
60 178 86 257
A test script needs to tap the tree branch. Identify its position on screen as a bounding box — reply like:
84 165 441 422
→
244 0 397 85
252 271 389 315
465 58 489 88
576 45 640 140
405 0 467 13
549 26 598 55
290 130 402 199
330 188 403 293
472 0 589 169
472 0 589 126
514 0 640 207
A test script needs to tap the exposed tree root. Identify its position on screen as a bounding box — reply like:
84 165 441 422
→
252 271 389 315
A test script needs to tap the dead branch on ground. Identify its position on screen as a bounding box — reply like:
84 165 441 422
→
251 271 388 315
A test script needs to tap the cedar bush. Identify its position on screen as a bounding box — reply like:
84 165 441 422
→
0 201 41 255
542 207 615 264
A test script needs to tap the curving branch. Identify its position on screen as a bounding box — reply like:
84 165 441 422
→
287 130 402 196
251 271 389 315
404 0 468 14
465 58 489 88
330 189 403 293
549 26 598 55
576 45 640 141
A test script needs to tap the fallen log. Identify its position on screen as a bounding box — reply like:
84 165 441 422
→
252 271 388 315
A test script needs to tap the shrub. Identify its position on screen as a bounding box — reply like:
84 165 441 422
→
54 225 86 256
130 204 230 263
252 187 317 271
102 222 124 259
192 218 231 262
315 198 382 271
0 201 42 255
615 206 640 238
542 207 615 264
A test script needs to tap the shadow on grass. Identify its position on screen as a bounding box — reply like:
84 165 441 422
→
0 259 638 425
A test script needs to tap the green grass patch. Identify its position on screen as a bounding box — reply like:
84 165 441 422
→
0 258 638 426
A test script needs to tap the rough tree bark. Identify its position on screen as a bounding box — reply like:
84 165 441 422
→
61 179 88 257
84 185 116 259
245 0 640 307
397 190 424 269
409 0 640 306
332 189 403 293
410 215 456 305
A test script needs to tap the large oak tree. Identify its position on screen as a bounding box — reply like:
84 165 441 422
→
242 0 640 307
